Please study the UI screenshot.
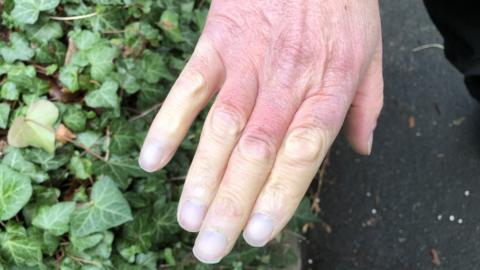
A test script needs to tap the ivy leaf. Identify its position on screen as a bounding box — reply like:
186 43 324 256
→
63 105 87 132
0 165 33 221
11 0 61 24
0 33 34 63
68 152 92 180
59 65 80 92
159 10 183 43
85 80 120 109
92 155 147 189
2 147 49 183
70 177 133 236
109 119 135 155
32 202 76 236
1 81 20 101
69 232 104 252
7 100 59 153
0 229 43 267
87 45 118 81
25 21 63 44
0 103 11 129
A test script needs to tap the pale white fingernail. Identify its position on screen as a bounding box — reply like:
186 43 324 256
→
178 200 206 232
193 230 228 264
139 141 165 172
243 213 274 247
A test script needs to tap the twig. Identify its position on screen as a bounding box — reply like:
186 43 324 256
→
412 43 444 52
68 255 102 267
129 102 163 122
49 12 98 21
65 38 76 65
104 126 111 161
168 175 186 182
66 138 106 161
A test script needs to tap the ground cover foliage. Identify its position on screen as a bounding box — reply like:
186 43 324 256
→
0 0 318 269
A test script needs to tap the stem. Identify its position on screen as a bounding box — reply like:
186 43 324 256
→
49 12 98 21
66 138 106 162
412 43 444 52
129 102 163 122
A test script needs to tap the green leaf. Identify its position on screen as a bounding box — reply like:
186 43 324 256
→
1 81 20 101
0 164 33 221
11 0 61 24
109 119 135 155
70 177 133 236
85 80 120 109
59 65 80 92
25 21 63 44
69 232 103 252
92 155 147 189
7 100 59 153
0 103 11 129
0 33 34 63
68 152 92 180
159 10 183 43
0 229 43 267
87 45 118 81
32 202 76 236
63 105 87 132
2 147 49 183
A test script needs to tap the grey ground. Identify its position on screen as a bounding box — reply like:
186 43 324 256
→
302 0 480 269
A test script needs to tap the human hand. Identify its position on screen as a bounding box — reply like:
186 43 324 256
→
139 0 383 264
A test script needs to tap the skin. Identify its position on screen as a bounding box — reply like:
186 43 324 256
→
139 0 383 264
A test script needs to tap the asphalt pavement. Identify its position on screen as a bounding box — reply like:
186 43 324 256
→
302 0 480 269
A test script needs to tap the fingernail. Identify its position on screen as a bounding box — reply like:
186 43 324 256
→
243 213 274 247
193 230 228 264
178 200 206 232
367 133 374 155
139 140 166 172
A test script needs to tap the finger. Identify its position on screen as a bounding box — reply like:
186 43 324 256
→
139 36 225 172
243 90 352 247
177 67 258 232
192 85 303 264
345 48 384 155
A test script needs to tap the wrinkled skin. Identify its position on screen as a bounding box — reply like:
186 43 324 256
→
140 0 383 264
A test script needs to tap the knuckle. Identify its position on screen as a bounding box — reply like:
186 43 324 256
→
173 71 208 102
209 104 246 139
283 127 328 166
238 128 277 162
212 191 246 219
258 180 300 215
187 162 218 197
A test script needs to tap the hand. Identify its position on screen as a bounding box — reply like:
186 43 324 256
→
139 0 383 264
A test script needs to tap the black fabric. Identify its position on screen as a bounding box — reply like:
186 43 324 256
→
423 0 480 100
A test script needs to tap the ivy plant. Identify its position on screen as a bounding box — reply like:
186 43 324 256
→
0 0 318 269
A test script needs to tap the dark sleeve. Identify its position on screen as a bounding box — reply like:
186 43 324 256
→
424 0 480 100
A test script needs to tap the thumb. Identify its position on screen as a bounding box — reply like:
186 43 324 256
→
345 48 384 155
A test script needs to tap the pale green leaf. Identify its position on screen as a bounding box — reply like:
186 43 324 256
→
7 100 59 153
